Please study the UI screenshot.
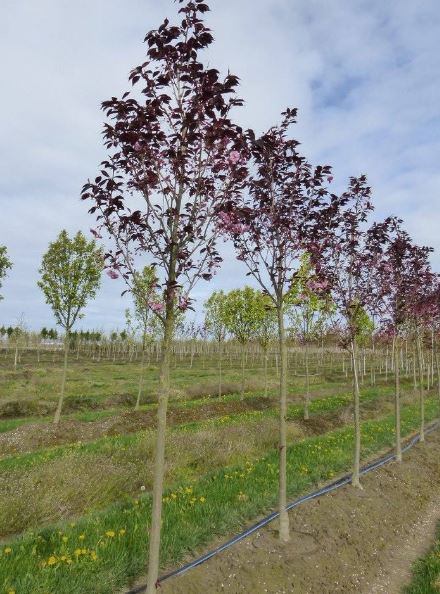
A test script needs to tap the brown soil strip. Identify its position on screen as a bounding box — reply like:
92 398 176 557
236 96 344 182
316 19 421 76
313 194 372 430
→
141 432 440 594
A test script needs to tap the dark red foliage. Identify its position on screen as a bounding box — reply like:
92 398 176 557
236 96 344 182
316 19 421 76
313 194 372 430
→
81 0 248 313
218 108 341 305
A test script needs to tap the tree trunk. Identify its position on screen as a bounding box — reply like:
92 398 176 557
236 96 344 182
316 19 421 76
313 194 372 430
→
304 341 310 420
264 349 268 398
146 310 174 594
54 333 69 424
350 339 362 488
135 340 147 411
218 341 223 399
240 346 245 400
416 332 425 442
393 335 402 462
277 302 290 542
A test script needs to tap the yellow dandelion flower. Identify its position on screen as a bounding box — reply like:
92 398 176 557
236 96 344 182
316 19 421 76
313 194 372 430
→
47 556 57 566
171 493 177 500
105 530 115 538
74 548 82 557
4 547 12 554
81 548 87 555
199 497 206 503
90 550 98 561
69 522 76 528
8 590 15 594
119 529 126 536
79 534 85 541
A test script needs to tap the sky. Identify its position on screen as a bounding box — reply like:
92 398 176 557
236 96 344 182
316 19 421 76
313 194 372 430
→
0 0 439 332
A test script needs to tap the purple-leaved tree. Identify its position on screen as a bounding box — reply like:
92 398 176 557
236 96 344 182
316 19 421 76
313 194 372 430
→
312 176 396 487
219 109 340 540
81 1 247 589
377 225 435 458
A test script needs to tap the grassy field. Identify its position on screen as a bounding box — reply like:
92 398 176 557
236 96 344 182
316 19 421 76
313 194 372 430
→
1 398 438 594
0 347 437 594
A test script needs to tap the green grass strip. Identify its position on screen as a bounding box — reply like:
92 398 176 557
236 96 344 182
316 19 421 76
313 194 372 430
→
403 522 440 593
0 397 438 594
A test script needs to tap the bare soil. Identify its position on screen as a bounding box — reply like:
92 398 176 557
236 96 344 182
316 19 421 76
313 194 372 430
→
148 431 440 594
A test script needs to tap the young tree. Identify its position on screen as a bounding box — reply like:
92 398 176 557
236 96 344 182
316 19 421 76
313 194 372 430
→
130 266 161 409
254 294 277 398
286 252 334 419
38 230 103 423
378 227 433 458
219 109 339 540
221 287 268 398
311 178 396 487
0 245 12 301
204 290 228 397
81 2 247 589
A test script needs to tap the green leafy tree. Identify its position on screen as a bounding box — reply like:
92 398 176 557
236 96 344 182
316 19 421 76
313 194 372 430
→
0 245 12 301
38 230 103 423
287 253 335 418
204 290 228 397
254 295 277 398
222 287 270 398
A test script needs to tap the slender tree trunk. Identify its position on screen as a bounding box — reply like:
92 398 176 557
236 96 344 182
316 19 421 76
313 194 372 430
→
146 310 174 594
350 339 362 488
240 346 245 400
54 333 69 424
277 301 290 542
304 341 310 420
393 335 402 462
218 340 223 398
416 331 425 442
135 340 147 411
433 330 440 413
264 349 268 398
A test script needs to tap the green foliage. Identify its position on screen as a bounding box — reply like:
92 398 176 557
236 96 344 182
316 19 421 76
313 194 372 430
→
286 252 334 342
403 522 440 593
221 287 273 345
204 290 227 342
37 230 103 332
350 301 375 346
0 245 12 301
126 266 161 344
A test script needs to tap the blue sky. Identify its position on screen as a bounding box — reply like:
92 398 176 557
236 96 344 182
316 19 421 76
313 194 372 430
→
0 0 439 331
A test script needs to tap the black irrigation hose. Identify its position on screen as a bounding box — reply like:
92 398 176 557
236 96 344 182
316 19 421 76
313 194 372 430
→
126 420 440 594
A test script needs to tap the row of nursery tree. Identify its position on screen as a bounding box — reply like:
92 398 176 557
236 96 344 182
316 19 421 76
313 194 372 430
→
1 1 440 590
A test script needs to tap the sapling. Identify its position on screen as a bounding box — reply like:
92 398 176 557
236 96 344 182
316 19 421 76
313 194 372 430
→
38 230 103 424
82 1 247 588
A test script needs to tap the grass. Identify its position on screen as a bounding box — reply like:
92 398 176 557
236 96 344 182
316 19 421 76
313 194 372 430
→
0 381 420 537
403 522 440 593
0 397 438 594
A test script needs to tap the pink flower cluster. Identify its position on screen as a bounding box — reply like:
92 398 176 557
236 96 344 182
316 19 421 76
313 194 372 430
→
218 211 249 235
149 301 164 312
228 150 241 165
106 269 119 280
306 279 329 292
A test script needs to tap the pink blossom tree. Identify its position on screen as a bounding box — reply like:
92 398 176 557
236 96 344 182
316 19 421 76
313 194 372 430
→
82 1 247 589
219 108 340 540
311 176 397 487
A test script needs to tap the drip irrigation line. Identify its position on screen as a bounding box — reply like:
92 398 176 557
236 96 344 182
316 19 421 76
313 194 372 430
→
126 420 440 594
